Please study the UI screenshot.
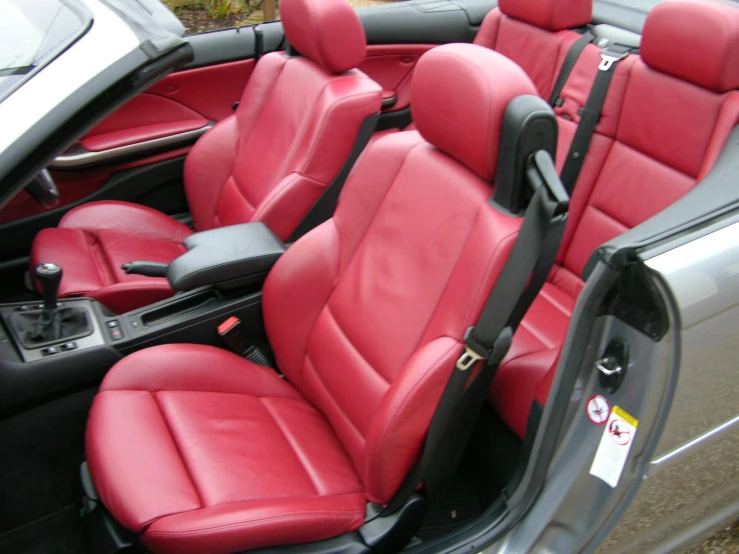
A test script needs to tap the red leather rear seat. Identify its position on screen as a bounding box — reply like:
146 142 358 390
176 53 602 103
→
474 0 591 99
491 0 739 438
85 44 542 553
380 0 592 137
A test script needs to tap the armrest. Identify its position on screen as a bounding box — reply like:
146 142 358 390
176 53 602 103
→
167 223 285 291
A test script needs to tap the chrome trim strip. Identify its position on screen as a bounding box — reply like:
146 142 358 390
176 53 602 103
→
50 123 213 169
648 415 739 477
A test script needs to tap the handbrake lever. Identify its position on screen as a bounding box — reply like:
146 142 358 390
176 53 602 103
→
121 261 169 278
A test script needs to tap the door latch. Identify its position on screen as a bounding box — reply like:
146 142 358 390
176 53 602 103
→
595 336 629 393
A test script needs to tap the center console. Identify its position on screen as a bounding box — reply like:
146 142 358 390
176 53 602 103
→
0 222 285 410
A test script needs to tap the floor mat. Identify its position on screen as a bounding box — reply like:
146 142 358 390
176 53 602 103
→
0 389 96 553
0 506 86 554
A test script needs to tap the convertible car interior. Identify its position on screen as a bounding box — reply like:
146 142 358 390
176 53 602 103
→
0 0 737 552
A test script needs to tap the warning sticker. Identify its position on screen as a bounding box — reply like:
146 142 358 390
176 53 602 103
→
586 395 610 425
589 406 639 488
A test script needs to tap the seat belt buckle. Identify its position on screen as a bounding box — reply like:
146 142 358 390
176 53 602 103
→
456 345 485 371
218 316 251 356
598 47 629 71
456 327 490 371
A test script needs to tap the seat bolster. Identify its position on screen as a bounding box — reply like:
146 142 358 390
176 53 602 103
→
364 337 462 505
59 200 193 243
86 389 203 533
142 493 366 554
31 228 108 296
100 344 302 399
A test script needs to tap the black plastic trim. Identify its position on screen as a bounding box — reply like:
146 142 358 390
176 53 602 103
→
168 222 286 291
493 95 558 214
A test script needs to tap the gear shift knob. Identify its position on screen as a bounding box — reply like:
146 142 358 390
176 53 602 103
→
34 263 62 312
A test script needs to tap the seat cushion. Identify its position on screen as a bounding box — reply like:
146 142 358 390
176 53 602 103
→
87 344 366 554
31 201 193 314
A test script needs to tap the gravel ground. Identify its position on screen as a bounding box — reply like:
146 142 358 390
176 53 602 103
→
169 4 739 552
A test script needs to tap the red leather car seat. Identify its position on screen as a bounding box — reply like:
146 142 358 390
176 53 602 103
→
474 0 592 99
30 0 382 314
392 0 591 135
85 44 540 553
491 0 739 438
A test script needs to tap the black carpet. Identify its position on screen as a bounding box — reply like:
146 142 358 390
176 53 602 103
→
0 388 96 553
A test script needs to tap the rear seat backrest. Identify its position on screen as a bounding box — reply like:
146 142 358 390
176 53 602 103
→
490 0 739 439
562 0 739 283
473 0 592 98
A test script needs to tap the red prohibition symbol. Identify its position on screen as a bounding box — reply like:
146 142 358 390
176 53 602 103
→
609 418 631 445
586 395 610 425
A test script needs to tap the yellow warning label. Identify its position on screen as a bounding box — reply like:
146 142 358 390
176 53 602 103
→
613 406 639 428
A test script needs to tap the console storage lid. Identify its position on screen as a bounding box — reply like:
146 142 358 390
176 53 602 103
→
167 222 285 291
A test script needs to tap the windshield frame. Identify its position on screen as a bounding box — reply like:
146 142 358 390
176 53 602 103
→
0 0 93 104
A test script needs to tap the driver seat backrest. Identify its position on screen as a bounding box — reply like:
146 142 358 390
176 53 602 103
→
263 43 539 504
184 0 382 240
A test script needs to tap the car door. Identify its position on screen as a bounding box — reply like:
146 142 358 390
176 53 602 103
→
463 128 739 554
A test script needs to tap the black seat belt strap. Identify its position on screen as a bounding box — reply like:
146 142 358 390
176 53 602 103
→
559 45 631 194
548 30 595 107
380 151 569 517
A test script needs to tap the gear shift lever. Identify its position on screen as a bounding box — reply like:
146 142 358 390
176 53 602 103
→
35 262 62 315
7 262 91 348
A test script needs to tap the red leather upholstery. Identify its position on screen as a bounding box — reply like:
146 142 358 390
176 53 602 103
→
412 44 535 181
281 0 366 74
87 345 366 554
30 0 381 314
30 202 192 314
641 0 739 93
489 0 739 439
473 2 589 99
498 0 591 32
86 44 539 552
184 53 380 238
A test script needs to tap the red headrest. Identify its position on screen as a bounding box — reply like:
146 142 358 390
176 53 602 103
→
411 44 538 181
498 0 592 31
641 0 739 93
280 0 366 74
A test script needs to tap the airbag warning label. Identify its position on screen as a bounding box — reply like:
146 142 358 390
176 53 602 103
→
589 406 639 488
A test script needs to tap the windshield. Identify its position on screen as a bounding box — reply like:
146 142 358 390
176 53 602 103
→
0 0 88 102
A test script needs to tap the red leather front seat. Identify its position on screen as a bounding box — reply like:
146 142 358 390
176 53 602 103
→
30 0 382 314
85 44 539 553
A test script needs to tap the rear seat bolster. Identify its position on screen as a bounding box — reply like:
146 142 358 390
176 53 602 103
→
697 92 739 180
